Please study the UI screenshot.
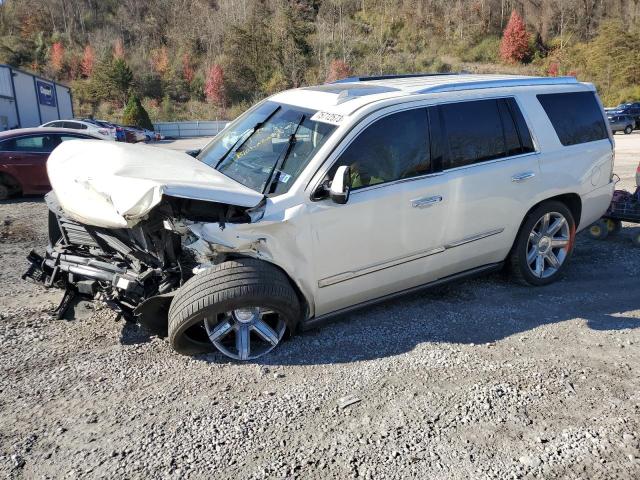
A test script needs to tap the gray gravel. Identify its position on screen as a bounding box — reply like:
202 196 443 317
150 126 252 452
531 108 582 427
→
1 135 640 479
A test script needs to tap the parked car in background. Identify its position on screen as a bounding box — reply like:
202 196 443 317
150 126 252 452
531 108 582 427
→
609 102 640 129
0 128 103 200
39 119 115 141
123 125 154 143
25 74 615 360
82 119 126 142
607 114 635 134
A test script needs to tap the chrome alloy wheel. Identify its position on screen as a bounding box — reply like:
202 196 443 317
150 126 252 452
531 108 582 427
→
203 307 286 360
526 212 571 279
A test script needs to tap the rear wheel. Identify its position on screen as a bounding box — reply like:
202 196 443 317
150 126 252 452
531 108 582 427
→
168 258 301 360
624 125 633 134
509 201 575 286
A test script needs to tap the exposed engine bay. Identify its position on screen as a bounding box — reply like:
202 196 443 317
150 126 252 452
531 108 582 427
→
23 192 260 328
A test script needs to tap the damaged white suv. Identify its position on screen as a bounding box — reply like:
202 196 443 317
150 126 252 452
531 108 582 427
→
24 74 615 360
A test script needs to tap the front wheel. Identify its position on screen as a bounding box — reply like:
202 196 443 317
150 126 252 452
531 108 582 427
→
168 258 301 360
509 201 575 286
624 125 633 135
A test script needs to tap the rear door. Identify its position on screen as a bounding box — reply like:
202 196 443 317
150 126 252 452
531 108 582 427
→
431 97 540 275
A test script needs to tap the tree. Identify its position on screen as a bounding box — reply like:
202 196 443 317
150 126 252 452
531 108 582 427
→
182 53 194 84
113 38 125 60
110 58 134 104
81 44 95 77
122 95 153 130
50 41 64 73
152 46 169 76
204 64 225 106
326 59 352 82
500 11 529 64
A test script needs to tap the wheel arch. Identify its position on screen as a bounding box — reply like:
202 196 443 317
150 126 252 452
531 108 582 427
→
510 193 582 254
224 253 311 329
0 171 22 194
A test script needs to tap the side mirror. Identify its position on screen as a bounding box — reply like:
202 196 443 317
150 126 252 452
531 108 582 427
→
330 165 351 204
186 149 201 158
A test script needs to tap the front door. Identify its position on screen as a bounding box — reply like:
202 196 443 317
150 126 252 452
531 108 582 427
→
308 107 451 316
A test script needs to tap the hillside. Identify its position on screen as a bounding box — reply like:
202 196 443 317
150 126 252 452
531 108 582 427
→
0 0 639 122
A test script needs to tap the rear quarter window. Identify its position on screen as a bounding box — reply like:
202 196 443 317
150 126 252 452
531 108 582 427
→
537 92 608 146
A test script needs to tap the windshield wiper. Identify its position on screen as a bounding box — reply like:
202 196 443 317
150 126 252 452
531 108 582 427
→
262 114 306 194
214 106 281 169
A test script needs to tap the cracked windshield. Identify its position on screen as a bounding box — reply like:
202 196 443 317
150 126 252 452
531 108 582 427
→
198 101 336 195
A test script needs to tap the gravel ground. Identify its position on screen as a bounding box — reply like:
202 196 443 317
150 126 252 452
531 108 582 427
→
1 134 639 479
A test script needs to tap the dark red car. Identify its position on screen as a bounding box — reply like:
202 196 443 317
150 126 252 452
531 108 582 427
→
0 127 103 200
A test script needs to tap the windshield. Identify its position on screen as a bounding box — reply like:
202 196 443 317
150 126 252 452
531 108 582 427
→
198 101 337 195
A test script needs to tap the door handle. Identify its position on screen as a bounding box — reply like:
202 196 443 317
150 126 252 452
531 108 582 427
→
411 195 443 209
511 171 536 183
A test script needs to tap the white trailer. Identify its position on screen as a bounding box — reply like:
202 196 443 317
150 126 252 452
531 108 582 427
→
0 64 73 130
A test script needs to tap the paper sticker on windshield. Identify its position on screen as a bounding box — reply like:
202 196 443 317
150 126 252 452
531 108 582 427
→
280 173 292 183
311 111 344 125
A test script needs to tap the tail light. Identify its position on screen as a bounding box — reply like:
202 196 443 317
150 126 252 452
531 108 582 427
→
98 129 109 135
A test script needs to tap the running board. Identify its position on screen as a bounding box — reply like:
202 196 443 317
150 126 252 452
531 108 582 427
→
301 262 504 331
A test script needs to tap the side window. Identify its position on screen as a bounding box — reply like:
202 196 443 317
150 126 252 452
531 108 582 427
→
60 135 93 142
63 121 81 129
537 92 608 146
11 135 61 152
439 99 507 169
329 108 430 190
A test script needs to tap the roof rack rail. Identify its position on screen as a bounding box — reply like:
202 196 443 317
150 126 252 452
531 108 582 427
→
417 76 579 94
331 72 459 84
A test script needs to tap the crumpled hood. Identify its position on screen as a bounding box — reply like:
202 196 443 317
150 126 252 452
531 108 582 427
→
47 140 264 228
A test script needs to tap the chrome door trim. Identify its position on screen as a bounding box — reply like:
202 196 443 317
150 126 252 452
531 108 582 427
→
444 228 505 248
317 227 505 288
318 246 445 288
306 262 505 329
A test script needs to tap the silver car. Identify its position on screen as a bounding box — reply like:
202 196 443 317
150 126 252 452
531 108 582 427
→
608 114 634 134
25 74 615 360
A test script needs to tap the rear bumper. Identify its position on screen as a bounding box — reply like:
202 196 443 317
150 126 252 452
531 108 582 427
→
578 181 615 231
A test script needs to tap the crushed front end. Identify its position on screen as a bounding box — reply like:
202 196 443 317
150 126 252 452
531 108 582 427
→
23 192 254 329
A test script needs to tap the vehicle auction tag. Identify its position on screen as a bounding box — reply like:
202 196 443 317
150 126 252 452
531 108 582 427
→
311 111 344 125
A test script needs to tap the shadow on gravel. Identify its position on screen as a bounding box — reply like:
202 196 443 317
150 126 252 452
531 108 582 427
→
114 234 640 366
189 268 640 367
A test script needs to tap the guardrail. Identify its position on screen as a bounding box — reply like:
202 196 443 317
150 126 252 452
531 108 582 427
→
153 120 229 138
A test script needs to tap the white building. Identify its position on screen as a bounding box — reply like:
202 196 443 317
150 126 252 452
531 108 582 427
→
0 64 73 130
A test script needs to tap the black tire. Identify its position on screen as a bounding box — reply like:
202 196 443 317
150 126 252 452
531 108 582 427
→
509 201 576 286
624 125 633 134
586 219 609 240
0 182 9 201
168 258 301 356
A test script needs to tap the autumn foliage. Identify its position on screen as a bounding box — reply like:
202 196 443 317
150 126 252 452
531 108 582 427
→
182 53 194 84
152 46 169 76
204 65 225 106
113 38 125 60
499 11 529 64
50 41 64 73
325 59 352 82
81 44 95 77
